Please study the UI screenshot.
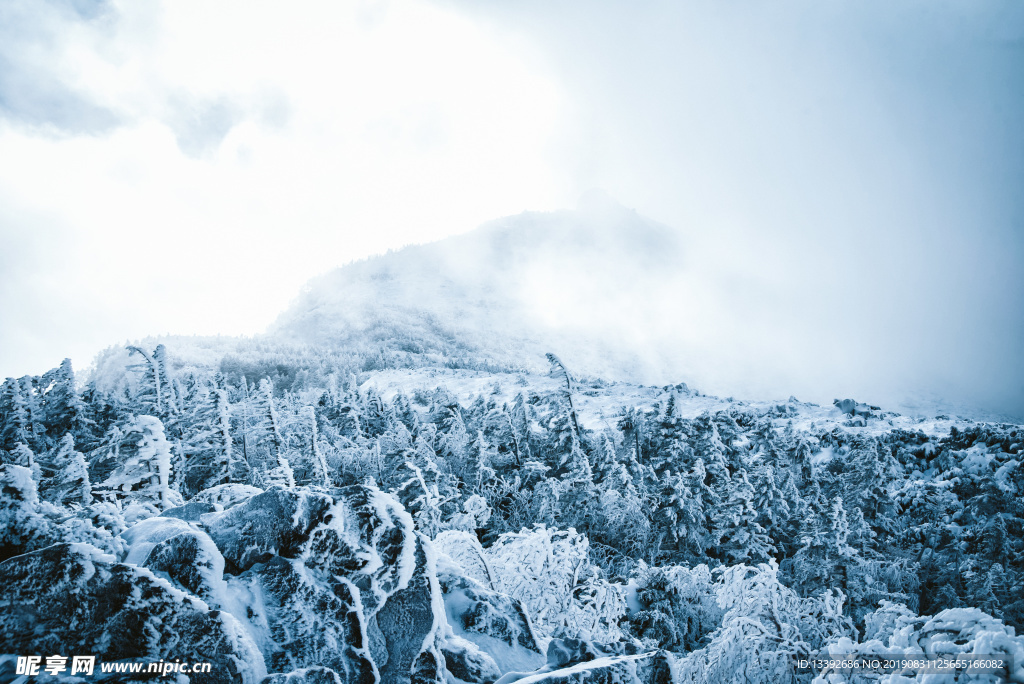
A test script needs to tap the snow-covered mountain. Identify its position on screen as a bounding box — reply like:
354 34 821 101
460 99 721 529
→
270 192 687 384
4 199 1024 682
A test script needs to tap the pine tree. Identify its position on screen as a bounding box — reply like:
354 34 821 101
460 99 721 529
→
39 359 94 447
546 353 581 442
0 378 35 452
3 377 47 453
789 436 816 484
845 437 900 540
181 380 237 494
752 463 792 538
307 406 330 487
391 391 418 434
712 469 774 565
39 433 92 507
7 442 40 482
594 434 621 480
714 411 747 472
253 379 294 488
505 394 534 466
657 394 683 446
437 407 471 475
560 436 598 532
360 386 388 438
394 439 452 537
657 466 710 560
617 407 647 466
152 344 179 416
784 495 856 596
127 346 167 417
468 430 496 494
691 413 731 500
102 415 183 512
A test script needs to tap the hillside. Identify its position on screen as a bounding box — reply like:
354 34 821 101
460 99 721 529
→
270 194 687 383
2 345 1023 683
2 200 1023 683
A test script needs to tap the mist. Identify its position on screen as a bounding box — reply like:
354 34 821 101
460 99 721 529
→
1 0 1022 418
437 0 1024 418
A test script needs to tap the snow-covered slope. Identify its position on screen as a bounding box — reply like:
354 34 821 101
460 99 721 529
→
270 196 686 383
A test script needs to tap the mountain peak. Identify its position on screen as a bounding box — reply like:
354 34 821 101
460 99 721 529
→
272 206 687 382
575 188 627 215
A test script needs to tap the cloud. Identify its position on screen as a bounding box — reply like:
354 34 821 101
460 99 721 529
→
0 1 121 135
435 0 1024 417
1 0 1021 418
0 0 567 380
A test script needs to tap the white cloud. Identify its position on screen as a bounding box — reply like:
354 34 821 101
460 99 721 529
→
0 0 569 378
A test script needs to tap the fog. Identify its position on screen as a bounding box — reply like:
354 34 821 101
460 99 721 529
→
1 0 1022 418
439 0 1024 418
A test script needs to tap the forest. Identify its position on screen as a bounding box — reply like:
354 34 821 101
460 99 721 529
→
1 343 1022 683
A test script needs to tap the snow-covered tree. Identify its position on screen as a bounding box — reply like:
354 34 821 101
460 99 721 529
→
546 353 581 443
486 524 626 640
181 381 238 494
675 561 852 684
127 345 176 418
251 379 294 488
102 415 183 516
39 433 91 507
307 405 330 487
784 496 857 597
6 442 40 482
39 359 94 448
449 493 492 532
713 469 775 565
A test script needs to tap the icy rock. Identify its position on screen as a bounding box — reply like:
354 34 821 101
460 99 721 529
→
374 542 446 684
302 485 419 615
192 483 265 509
164 500 219 521
120 515 227 604
441 636 501 684
436 558 541 655
542 639 644 671
203 486 334 572
210 484 447 684
261 668 346 684
0 542 264 684
142 527 229 606
833 398 880 418
544 639 601 669
495 651 671 684
121 515 196 564
229 556 376 682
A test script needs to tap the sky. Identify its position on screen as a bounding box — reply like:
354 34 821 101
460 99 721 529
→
1 0 1022 416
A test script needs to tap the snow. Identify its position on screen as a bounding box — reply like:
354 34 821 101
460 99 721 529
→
811 446 835 467
815 607 1024 684
496 653 656 684
994 458 1019 493
120 515 195 565
357 367 1000 449
434 530 496 589
959 444 997 476
418 535 451 656
442 581 546 675
66 542 116 580
191 483 264 509
486 525 627 641
367 487 418 595
3 464 39 505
